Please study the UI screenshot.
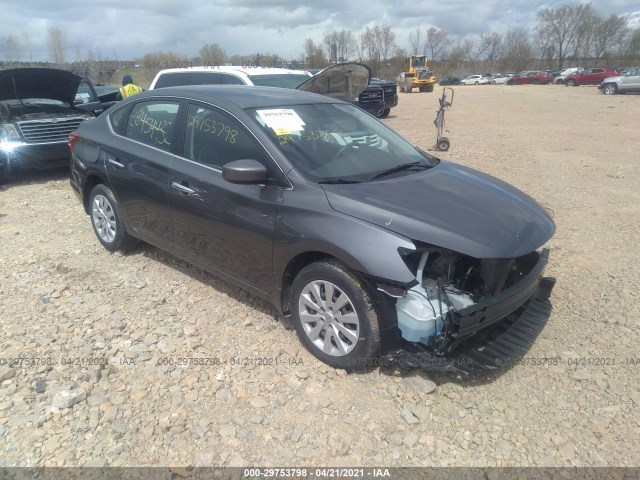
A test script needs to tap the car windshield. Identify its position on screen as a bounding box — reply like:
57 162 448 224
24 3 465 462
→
248 74 311 89
248 103 438 183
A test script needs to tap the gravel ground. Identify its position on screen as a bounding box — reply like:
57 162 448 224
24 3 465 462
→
0 84 639 468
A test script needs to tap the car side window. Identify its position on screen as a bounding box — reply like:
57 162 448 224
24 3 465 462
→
189 72 222 85
75 79 98 104
220 74 245 85
154 72 189 88
124 101 180 152
184 104 270 172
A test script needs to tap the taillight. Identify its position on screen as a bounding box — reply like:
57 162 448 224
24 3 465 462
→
68 131 80 152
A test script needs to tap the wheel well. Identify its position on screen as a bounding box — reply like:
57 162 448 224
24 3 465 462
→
279 252 337 315
82 175 105 214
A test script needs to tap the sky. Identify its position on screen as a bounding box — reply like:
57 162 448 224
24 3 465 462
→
2 0 639 62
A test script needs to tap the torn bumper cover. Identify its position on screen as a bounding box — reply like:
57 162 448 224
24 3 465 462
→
382 249 555 373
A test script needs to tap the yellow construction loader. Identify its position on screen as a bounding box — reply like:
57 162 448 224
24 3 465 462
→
399 55 437 93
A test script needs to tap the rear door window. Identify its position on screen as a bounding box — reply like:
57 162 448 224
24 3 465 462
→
125 101 180 152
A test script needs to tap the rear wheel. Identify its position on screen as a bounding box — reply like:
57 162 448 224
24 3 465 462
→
475 81 479 85
532 79 540 85
602 84 617 95
89 184 135 252
566 79 577 87
291 259 380 371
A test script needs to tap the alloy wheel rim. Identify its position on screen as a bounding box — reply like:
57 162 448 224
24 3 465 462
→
92 194 116 243
298 280 360 356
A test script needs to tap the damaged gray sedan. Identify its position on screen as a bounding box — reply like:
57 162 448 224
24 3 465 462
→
70 86 555 373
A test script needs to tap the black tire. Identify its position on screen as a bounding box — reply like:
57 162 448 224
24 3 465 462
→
380 108 391 118
437 137 450 151
602 84 617 95
532 79 540 85
475 81 479 85
0 156 9 182
291 259 380 371
89 184 135 253
425 84 434 92
566 79 577 87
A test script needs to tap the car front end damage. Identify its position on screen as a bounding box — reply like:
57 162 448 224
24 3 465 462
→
374 245 555 373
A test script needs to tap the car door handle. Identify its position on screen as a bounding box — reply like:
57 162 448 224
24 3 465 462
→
171 182 196 195
107 158 125 169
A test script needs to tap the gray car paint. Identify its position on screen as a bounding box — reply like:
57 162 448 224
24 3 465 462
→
322 161 555 259
71 86 554 314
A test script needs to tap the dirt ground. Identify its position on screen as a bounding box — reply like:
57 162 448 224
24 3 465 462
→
0 84 639 468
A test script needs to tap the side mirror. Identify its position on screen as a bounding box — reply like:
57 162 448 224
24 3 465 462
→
222 159 268 184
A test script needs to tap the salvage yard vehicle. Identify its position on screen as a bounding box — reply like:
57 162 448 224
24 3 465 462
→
398 55 437 93
0 68 95 179
370 77 399 118
507 71 551 85
552 67 581 84
599 67 640 95
149 65 313 90
564 67 619 86
69 85 556 373
460 75 489 85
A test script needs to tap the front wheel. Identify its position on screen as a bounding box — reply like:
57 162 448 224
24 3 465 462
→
602 84 617 95
380 108 391 118
291 260 381 371
89 184 135 252
566 79 577 87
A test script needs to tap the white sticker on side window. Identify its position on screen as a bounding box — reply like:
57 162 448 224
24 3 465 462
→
257 109 305 135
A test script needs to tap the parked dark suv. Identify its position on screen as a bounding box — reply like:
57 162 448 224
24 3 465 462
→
0 68 95 178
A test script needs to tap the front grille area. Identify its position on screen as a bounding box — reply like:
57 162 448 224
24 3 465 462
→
381 86 397 98
18 118 85 143
359 88 384 104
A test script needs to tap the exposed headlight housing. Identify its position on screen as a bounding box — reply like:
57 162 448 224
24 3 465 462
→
0 123 20 142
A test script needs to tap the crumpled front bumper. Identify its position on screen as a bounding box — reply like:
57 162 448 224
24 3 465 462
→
382 249 556 373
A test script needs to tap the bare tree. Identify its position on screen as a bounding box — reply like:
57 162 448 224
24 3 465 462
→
502 28 534 72
624 27 640 62
359 25 397 77
199 43 226 66
48 27 67 64
425 27 453 61
445 40 473 74
592 15 628 63
323 30 356 63
302 38 327 68
408 27 422 55
477 32 503 70
536 2 593 69
1 35 23 61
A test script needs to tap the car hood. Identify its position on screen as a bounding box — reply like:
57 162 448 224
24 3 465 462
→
602 74 624 83
321 161 555 259
0 68 82 104
296 63 370 102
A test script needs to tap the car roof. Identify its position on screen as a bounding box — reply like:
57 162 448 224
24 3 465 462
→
125 85 341 110
154 65 309 76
